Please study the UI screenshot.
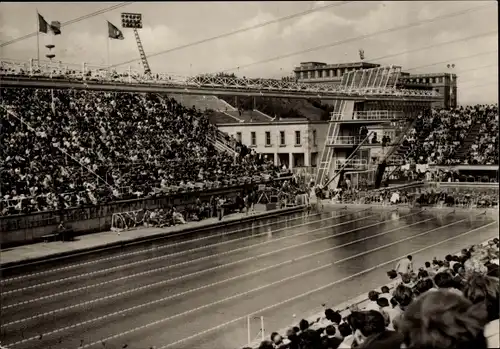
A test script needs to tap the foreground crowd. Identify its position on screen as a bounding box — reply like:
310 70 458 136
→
250 239 499 349
1 88 279 216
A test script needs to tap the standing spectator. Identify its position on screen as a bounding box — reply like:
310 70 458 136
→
217 196 225 221
395 255 413 275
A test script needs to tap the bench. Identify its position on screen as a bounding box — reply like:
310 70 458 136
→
41 233 60 243
41 229 75 243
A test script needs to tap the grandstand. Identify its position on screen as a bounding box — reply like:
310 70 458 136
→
0 2 498 349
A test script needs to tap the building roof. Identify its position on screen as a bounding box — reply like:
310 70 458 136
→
295 61 381 71
400 72 457 79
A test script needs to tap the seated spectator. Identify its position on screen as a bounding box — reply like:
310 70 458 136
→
434 272 463 295
172 208 186 225
286 328 301 349
379 286 391 300
391 284 413 328
338 321 354 348
310 309 342 337
414 277 436 296
300 328 322 348
270 332 285 348
322 325 342 349
363 290 380 311
398 290 489 349
258 340 274 349
351 310 403 349
376 297 394 329
401 273 416 288
417 268 429 280
463 273 500 347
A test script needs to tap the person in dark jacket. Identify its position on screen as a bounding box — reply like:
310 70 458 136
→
322 325 342 349
353 310 403 349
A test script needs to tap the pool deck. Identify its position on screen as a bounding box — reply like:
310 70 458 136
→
0 205 305 268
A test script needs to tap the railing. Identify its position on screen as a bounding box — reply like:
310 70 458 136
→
353 110 404 120
324 131 374 188
329 112 343 120
0 59 442 98
327 135 364 146
335 159 368 169
386 155 405 166
0 173 285 221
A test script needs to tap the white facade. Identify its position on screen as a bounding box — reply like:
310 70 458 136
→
218 120 328 169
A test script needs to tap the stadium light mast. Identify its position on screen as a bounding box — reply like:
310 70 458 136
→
447 63 456 108
121 12 151 75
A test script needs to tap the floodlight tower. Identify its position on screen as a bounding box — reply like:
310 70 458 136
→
121 12 151 75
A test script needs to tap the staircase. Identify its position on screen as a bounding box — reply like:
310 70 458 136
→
207 131 238 156
454 121 482 161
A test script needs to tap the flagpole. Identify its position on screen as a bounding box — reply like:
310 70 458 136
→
36 10 40 64
107 37 110 69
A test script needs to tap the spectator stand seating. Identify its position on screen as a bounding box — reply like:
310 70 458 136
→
0 88 287 217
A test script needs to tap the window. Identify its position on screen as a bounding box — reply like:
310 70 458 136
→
265 131 271 146
236 132 242 143
250 132 256 146
295 131 301 146
313 130 317 146
280 131 285 146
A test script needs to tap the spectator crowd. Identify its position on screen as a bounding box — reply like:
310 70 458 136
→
328 185 498 209
249 239 499 349
402 105 498 166
1 88 281 216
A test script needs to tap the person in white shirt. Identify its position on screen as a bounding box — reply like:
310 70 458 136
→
363 290 381 312
338 323 354 348
395 255 413 275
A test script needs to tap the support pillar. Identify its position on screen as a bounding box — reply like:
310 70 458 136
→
304 152 310 167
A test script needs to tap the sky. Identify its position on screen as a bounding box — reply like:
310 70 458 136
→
0 1 498 105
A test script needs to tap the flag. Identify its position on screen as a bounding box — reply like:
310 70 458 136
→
38 13 49 33
50 21 61 35
108 21 124 40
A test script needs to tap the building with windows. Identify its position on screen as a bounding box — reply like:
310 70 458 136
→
293 61 381 84
212 114 329 170
294 61 457 109
398 73 457 108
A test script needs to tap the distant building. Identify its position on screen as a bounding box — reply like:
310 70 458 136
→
207 110 327 170
399 73 457 109
293 61 457 109
293 61 380 84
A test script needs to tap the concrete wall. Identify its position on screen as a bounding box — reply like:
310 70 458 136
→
0 184 249 247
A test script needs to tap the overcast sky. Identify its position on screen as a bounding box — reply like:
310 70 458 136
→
0 1 497 105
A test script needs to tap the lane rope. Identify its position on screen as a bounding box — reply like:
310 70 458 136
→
36 217 489 349
1 209 373 295
1 211 327 284
3 211 427 326
2 210 381 308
